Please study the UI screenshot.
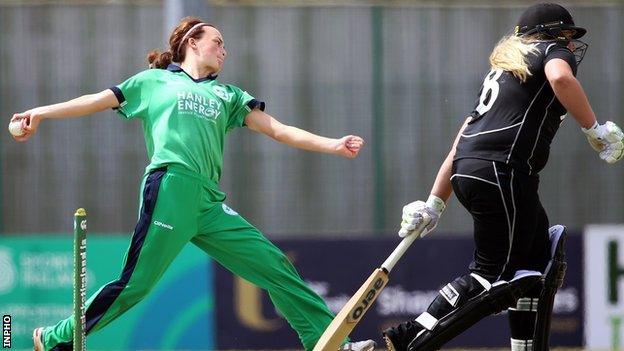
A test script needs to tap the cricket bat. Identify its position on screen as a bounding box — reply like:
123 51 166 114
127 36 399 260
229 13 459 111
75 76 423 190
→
313 216 431 351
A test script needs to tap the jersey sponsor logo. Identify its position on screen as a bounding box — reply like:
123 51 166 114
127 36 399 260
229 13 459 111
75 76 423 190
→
222 204 239 216
153 220 174 230
176 91 223 122
212 85 234 102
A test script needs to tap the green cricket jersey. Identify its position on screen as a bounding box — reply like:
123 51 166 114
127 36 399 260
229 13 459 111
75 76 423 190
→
110 64 265 182
43 66 333 351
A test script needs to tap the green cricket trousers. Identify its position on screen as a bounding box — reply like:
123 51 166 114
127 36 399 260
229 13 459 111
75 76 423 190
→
43 166 335 350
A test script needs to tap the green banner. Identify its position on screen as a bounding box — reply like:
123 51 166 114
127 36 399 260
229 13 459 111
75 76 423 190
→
0 235 214 350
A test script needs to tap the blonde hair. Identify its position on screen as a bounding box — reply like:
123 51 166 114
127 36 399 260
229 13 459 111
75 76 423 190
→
489 35 540 83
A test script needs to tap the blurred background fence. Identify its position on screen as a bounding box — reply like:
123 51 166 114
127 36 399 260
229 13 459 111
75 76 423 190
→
1 0 623 236
2 2 624 350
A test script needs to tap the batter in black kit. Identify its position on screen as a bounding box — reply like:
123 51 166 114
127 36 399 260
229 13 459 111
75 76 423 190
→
383 3 624 351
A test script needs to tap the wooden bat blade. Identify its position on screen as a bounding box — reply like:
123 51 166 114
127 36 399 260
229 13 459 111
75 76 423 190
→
313 268 389 351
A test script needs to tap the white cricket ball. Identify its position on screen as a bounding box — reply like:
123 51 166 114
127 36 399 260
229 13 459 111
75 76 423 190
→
8 120 25 137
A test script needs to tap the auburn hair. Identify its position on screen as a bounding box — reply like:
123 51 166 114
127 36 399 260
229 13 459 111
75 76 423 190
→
147 17 215 69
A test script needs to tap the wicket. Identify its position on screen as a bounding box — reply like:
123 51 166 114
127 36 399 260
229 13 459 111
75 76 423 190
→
73 208 87 351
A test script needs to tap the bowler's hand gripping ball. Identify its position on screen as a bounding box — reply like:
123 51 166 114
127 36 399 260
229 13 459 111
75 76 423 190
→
8 120 25 136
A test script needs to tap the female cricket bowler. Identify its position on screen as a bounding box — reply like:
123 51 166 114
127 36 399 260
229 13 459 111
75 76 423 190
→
382 3 623 351
11 17 375 351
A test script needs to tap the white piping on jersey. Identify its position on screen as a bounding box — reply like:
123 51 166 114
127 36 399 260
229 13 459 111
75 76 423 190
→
450 174 498 187
506 82 548 164
493 162 514 281
545 42 557 56
498 168 517 280
509 169 516 249
527 96 557 174
461 122 523 138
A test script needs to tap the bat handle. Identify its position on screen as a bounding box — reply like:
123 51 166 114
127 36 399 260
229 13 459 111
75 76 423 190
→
381 214 430 273
381 234 418 273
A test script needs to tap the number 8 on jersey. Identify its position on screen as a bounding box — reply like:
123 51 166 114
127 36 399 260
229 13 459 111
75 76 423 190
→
475 69 504 116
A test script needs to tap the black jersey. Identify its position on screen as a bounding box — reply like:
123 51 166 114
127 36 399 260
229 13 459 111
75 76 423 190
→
454 41 578 175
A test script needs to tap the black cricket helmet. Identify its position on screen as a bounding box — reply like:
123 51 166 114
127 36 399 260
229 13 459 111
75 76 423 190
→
515 3 586 39
515 3 588 63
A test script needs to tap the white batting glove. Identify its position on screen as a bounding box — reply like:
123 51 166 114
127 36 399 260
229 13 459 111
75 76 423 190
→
398 195 446 238
582 121 624 164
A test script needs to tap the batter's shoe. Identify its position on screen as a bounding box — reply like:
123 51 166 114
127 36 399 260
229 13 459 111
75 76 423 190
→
32 327 44 351
340 339 377 351
383 320 424 351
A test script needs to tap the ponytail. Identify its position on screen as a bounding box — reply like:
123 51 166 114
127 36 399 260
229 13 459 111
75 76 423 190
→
147 50 173 69
489 35 539 83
